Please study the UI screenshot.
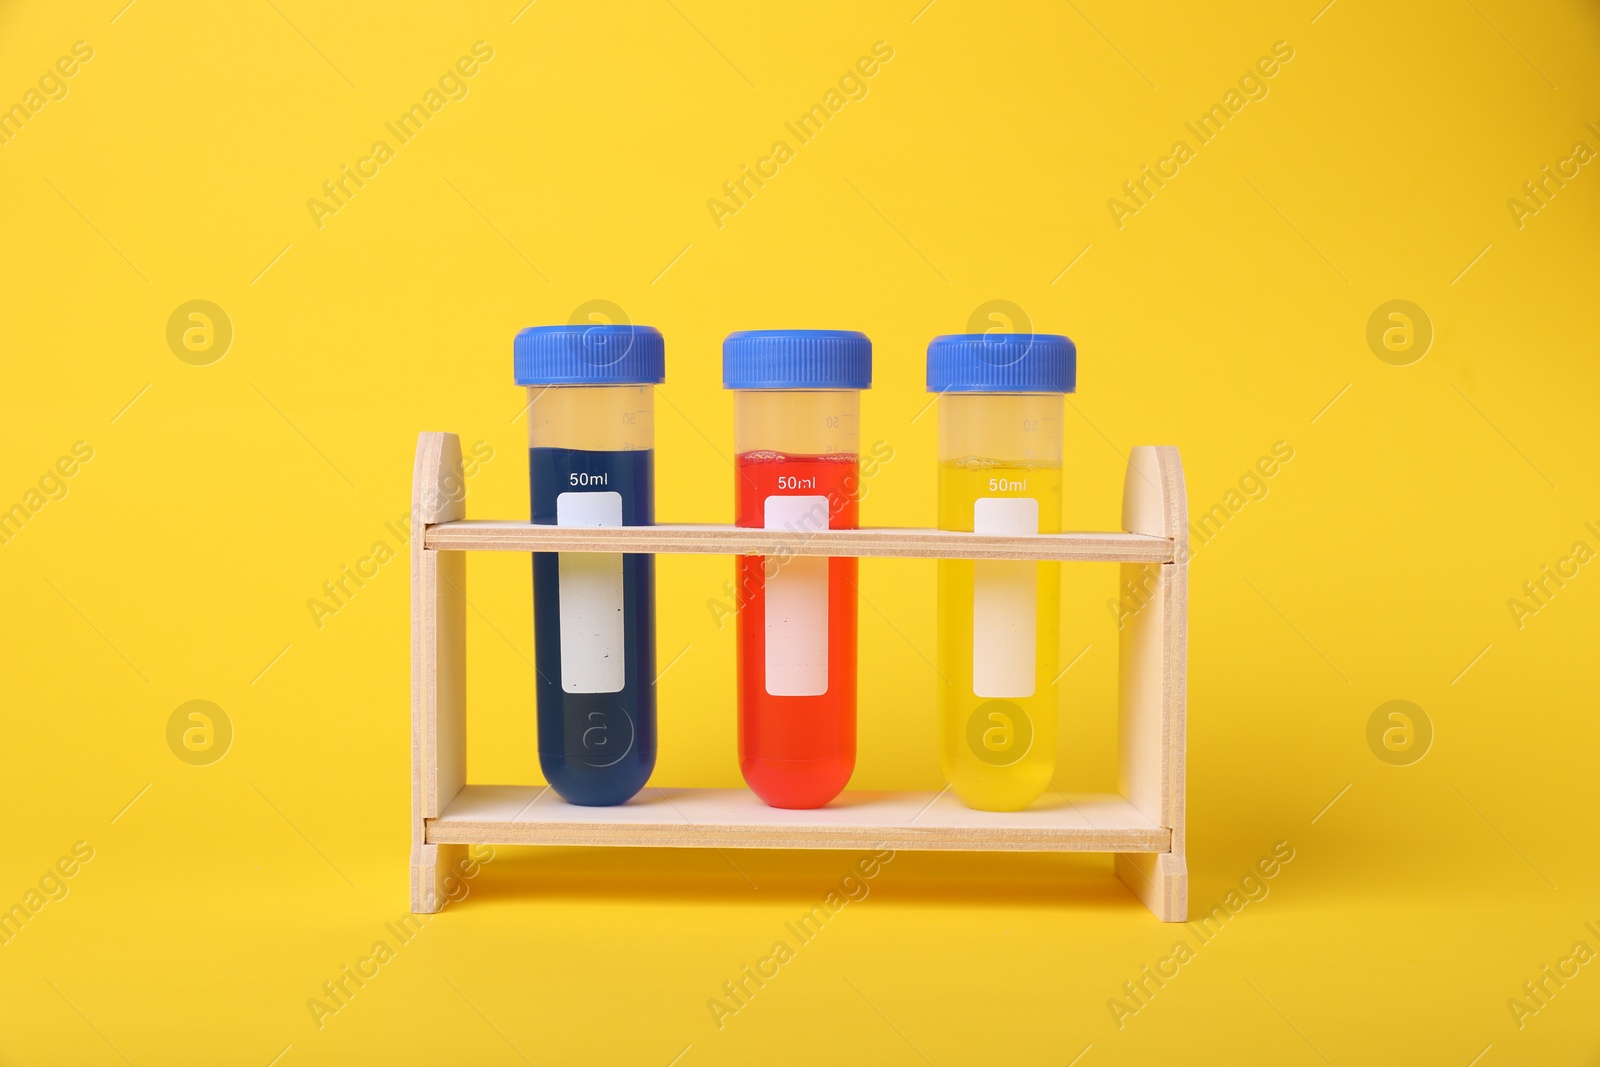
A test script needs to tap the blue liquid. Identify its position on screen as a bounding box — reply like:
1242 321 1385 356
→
530 447 656 806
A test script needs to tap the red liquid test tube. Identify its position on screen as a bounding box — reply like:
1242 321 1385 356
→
723 331 872 808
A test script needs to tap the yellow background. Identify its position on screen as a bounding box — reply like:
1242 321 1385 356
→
3 0 1598 1062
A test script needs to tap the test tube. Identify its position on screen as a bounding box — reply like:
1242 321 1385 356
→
724 330 872 809
515 324 664 806
927 332 1075 811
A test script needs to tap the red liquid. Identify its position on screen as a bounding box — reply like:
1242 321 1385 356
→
735 451 860 808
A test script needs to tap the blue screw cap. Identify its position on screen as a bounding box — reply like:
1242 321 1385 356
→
926 333 1076 393
514 324 665 385
722 330 872 390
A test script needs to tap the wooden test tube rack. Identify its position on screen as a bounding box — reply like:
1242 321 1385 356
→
411 432 1188 921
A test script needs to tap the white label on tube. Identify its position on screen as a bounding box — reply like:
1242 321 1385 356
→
763 495 830 697
556 490 625 694
972 497 1038 699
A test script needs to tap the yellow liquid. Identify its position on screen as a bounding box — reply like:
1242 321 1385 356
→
937 459 1061 811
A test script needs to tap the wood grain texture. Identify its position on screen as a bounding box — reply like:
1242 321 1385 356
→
410 432 469 914
427 785 1171 853
424 521 1176 563
410 842 466 914
1115 445 1189 921
1116 852 1188 923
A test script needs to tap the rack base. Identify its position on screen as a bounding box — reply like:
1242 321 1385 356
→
428 784 1171 852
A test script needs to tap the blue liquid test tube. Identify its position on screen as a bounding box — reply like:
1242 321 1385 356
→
514 324 665 806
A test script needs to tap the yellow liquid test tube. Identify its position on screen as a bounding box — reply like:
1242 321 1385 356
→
927 335 1076 812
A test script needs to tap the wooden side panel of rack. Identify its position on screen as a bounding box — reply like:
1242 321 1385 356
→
409 434 468 913
1113 446 1189 922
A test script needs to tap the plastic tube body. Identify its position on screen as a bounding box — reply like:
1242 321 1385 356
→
527 385 657 806
733 389 861 809
936 392 1063 811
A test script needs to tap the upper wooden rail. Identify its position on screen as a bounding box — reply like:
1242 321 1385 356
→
422 521 1176 563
